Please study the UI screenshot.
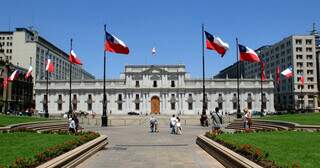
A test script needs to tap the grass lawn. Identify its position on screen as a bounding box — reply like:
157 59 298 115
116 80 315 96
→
216 131 320 168
0 115 50 127
0 132 80 167
261 112 320 125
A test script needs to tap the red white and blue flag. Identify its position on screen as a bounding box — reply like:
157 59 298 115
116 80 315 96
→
281 66 293 78
205 31 229 57
275 65 281 84
25 65 32 79
105 31 129 55
9 69 19 81
299 73 304 86
69 50 82 65
238 44 260 63
46 59 54 73
261 62 266 81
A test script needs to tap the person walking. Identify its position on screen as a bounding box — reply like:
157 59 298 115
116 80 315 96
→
243 108 249 130
176 117 182 135
211 107 223 134
149 115 156 132
169 115 177 134
247 109 253 129
68 117 76 134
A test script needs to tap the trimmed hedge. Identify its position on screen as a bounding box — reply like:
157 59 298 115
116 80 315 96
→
0 129 99 168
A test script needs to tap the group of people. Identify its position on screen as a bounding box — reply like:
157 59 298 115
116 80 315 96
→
169 115 182 135
68 114 80 134
149 114 182 135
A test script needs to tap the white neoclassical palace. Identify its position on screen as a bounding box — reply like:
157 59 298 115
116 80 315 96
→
35 65 275 115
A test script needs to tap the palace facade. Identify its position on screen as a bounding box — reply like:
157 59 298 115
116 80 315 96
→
35 65 275 115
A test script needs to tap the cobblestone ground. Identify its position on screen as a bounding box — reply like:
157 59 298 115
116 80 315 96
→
77 125 224 168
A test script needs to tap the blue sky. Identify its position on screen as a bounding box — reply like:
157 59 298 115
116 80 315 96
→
0 0 319 79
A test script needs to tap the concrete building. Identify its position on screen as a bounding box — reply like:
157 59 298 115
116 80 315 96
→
214 61 245 79
0 60 33 113
243 34 319 110
35 65 275 116
0 28 95 84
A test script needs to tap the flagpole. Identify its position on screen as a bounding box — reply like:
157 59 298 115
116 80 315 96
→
101 24 108 127
200 23 207 125
4 62 9 114
69 38 73 116
45 50 49 118
260 62 264 116
236 38 241 118
292 71 295 112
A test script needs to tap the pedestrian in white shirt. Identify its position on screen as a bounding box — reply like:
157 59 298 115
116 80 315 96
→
169 114 177 134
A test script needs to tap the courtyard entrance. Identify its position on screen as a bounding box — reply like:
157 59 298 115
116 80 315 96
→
151 96 160 114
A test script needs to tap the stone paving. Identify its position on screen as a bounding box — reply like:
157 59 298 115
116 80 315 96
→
77 125 225 168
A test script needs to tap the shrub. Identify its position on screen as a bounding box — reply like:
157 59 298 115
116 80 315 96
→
6 131 100 168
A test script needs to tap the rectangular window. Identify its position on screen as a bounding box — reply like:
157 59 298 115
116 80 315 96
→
87 103 92 111
306 47 312 52
58 104 62 111
118 94 122 101
306 39 312 45
153 81 157 87
218 102 223 110
307 55 313 59
296 55 302 59
248 102 252 110
171 81 175 87
233 102 237 110
73 104 77 111
188 103 193 110
135 81 140 87
307 62 313 67
296 47 302 52
118 103 122 111
295 39 302 45
171 103 175 110
135 103 140 110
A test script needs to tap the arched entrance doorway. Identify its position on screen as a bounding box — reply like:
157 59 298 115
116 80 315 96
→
151 96 160 114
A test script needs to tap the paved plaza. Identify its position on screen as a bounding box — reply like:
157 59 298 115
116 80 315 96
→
77 125 224 168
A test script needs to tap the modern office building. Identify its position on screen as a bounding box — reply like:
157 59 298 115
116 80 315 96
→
214 61 245 79
243 34 319 110
0 28 95 84
35 64 275 115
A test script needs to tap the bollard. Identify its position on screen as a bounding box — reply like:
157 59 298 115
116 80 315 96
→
184 119 187 126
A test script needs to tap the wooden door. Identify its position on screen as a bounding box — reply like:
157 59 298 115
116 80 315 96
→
151 96 160 114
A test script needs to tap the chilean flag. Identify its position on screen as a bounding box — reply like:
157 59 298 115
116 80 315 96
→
275 65 281 84
25 65 32 79
105 31 129 54
239 44 260 63
261 62 266 81
46 59 54 73
205 31 229 57
299 73 304 86
9 70 19 81
281 66 293 78
69 50 82 65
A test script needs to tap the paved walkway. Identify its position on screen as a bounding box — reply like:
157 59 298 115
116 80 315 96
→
77 125 224 168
